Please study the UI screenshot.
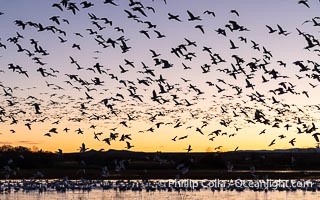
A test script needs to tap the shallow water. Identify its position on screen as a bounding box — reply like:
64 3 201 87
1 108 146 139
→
1 178 320 199
1 190 320 200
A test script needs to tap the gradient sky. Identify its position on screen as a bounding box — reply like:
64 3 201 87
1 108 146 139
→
0 0 320 153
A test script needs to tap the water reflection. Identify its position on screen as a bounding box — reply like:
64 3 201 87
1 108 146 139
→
1 190 320 200
0 179 320 199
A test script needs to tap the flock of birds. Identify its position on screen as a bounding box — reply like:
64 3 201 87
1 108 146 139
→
1 0 320 158
0 179 319 193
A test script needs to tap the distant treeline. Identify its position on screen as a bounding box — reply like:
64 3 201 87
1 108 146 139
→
1 145 320 179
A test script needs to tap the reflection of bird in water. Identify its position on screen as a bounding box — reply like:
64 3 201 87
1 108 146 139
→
115 160 126 172
101 166 109 177
226 161 233 172
176 163 189 175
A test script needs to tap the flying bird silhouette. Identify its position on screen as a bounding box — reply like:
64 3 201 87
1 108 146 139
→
186 145 192 152
187 10 202 21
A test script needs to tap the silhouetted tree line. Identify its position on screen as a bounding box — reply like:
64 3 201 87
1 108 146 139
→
0 145 32 153
1 145 320 179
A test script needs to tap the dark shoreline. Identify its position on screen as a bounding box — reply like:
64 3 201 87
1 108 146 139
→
2 148 320 180
5 169 320 180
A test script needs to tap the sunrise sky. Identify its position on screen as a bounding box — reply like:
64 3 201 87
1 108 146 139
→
0 0 320 153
